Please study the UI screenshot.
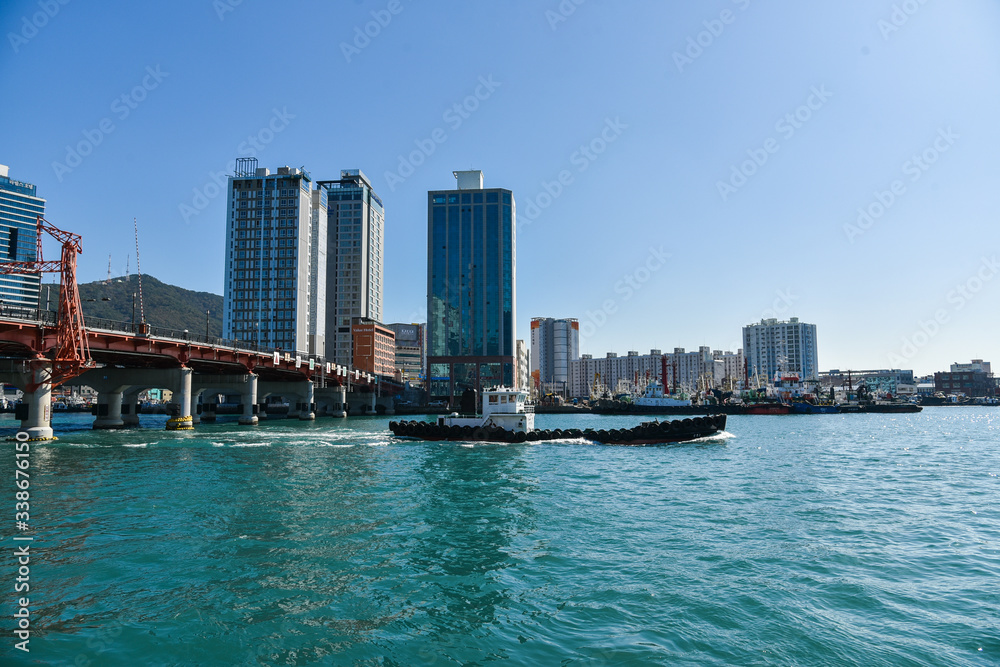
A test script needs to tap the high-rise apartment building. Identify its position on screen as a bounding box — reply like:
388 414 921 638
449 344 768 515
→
530 317 579 395
317 170 384 367
223 160 326 356
427 170 516 402
743 317 819 381
0 164 43 308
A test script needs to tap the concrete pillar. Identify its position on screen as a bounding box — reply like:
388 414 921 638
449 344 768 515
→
167 367 194 430
300 382 315 421
94 390 125 430
121 388 142 427
239 374 258 425
202 394 217 422
18 362 54 441
332 385 347 418
191 389 205 425
368 391 376 414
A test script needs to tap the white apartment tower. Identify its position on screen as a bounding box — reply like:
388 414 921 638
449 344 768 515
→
223 160 326 357
530 317 579 395
318 170 385 366
743 317 819 381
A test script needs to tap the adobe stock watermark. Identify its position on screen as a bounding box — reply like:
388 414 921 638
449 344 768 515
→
715 84 833 201
519 117 627 231
213 0 241 20
383 75 501 192
340 0 406 63
51 66 169 182
545 0 586 31
672 0 751 73
887 254 998 366
7 0 71 53
579 245 670 340
716 85 832 201
878 0 933 40
179 107 294 224
843 126 957 244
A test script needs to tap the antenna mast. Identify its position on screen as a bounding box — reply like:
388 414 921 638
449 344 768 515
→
134 218 145 325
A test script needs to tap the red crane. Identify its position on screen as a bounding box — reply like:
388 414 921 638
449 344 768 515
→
0 215 93 388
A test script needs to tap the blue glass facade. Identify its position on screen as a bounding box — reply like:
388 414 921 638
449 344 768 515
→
0 169 43 307
427 182 516 402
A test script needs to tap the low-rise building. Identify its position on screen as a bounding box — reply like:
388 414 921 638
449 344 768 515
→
935 369 996 398
386 323 426 386
352 318 396 378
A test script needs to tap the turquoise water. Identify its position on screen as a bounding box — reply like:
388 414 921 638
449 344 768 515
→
1 409 998 666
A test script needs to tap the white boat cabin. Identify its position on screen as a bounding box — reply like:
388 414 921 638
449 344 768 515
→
438 387 535 434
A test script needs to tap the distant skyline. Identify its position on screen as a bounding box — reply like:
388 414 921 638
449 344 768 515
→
1 0 998 375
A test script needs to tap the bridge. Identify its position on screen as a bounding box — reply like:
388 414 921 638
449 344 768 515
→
0 307 399 440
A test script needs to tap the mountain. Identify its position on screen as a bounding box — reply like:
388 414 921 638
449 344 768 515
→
44 275 224 337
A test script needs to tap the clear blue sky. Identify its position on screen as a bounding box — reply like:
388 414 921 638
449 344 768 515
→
1 0 997 375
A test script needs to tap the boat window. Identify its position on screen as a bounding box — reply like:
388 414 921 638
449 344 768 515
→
501 395 508 403
489 395 498 404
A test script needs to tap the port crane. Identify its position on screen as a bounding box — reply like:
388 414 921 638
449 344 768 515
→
0 215 94 389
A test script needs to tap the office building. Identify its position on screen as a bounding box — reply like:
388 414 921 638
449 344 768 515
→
0 164 43 308
742 317 819 382
223 160 326 356
387 322 427 386
318 170 384 367
530 317 579 395
427 170 516 403
352 318 396 377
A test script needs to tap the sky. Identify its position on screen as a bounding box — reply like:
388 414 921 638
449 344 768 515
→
1 0 998 376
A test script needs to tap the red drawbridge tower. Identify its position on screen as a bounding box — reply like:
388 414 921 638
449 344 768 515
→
0 215 94 390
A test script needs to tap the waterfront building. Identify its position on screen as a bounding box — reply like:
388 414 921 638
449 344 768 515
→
712 349 744 388
223 161 325 356
935 368 996 398
820 369 914 395
516 339 529 391
387 322 426 386
568 347 719 399
530 317 579 396
352 318 396 378
317 170 385 367
951 359 991 375
426 170 516 403
743 317 819 382
0 164 43 309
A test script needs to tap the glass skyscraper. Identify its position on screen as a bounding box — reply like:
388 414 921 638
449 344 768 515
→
427 170 516 403
0 164 43 308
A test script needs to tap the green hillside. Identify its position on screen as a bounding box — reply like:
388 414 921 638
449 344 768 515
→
45 275 224 337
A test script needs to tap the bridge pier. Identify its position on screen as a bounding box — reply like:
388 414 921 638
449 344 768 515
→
191 388 205 425
17 361 54 441
121 388 142 428
166 367 194 431
94 390 126 430
239 374 258 425
316 385 346 417
201 397 217 422
299 381 315 421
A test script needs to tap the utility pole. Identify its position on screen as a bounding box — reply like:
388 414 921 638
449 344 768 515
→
206 310 210 339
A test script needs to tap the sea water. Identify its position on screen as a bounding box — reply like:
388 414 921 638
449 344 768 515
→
1 408 997 665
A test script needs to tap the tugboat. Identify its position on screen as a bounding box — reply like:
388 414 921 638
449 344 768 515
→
389 387 728 445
